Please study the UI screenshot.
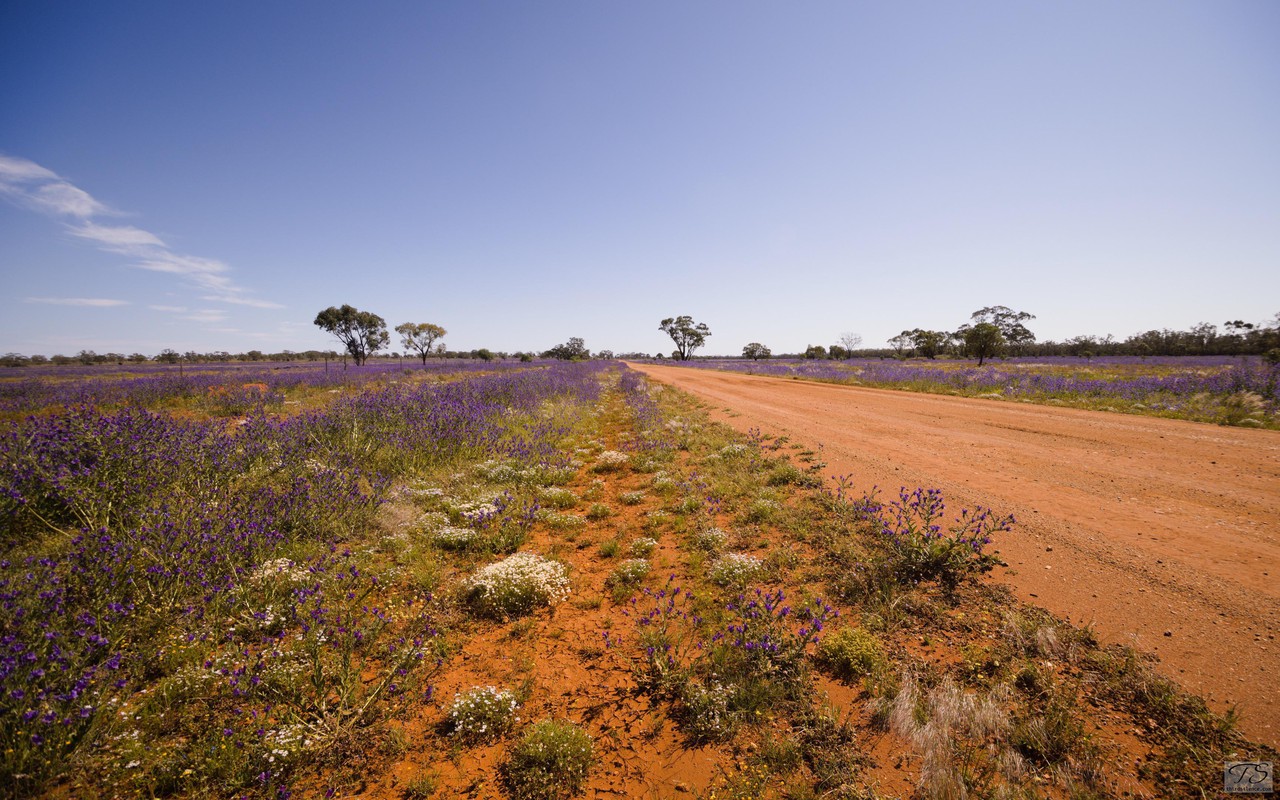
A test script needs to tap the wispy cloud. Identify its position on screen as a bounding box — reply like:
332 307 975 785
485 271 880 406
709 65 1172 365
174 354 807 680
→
0 153 282 313
0 155 109 217
148 304 188 312
202 293 285 309
184 309 228 323
25 297 130 307
71 221 166 252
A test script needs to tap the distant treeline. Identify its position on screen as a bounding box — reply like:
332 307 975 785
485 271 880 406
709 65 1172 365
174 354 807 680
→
0 347 645 368
788 317 1280 362
4 317 1277 368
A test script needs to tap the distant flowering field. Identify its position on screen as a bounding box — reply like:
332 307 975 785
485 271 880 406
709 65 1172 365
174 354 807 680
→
0 358 550 416
660 356 1279 427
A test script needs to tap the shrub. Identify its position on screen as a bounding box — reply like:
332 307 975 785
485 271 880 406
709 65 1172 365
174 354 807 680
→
619 490 647 506
448 686 519 742
434 525 478 551
628 537 658 557
464 552 570 619
592 450 630 472
585 503 612 521
606 558 651 589
679 679 735 741
539 487 578 510
877 487 1014 592
708 553 762 588
505 720 594 800
540 511 586 531
692 527 728 552
816 627 886 681
741 498 781 524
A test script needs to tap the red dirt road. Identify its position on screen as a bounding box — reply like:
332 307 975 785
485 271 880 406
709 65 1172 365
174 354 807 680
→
628 363 1280 747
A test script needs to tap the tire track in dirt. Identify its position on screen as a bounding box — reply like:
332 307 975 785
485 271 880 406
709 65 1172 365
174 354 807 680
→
627 363 1280 748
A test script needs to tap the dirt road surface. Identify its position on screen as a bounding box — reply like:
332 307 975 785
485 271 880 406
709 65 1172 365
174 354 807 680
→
628 363 1280 747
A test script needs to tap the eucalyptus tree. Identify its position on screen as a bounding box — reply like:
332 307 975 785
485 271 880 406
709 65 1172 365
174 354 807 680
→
314 304 389 366
659 316 711 361
396 322 447 365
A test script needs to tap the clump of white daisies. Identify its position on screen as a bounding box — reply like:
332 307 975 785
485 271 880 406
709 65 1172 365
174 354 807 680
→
708 553 763 588
464 552 571 618
448 686 520 742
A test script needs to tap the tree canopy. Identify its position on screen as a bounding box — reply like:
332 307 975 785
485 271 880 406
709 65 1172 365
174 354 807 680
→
395 322 447 365
542 337 589 361
968 306 1036 352
742 342 771 360
963 322 1004 366
314 305 389 365
659 316 711 361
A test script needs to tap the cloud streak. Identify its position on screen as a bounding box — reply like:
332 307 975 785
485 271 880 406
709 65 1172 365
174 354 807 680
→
25 297 130 307
0 153 281 313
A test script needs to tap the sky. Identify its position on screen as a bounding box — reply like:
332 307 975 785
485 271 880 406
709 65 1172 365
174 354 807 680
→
1 1 1278 358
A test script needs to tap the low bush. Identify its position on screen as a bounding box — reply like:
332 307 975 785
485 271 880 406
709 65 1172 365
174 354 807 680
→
815 627 886 682
464 552 571 619
448 686 519 742
505 720 594 800
708 553 762 588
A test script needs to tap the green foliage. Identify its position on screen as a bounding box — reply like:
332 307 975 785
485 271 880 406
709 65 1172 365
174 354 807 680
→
313 304 389 365
395 321 446 365
962 322 1004 366
542 337 589 361
803 344 826 360
908 328 948 359
970 305 1037 352
504 720 594 800
606 558 651 590
815 627 886 681
585 502 612 521
659 316 711 361
742 342 771 360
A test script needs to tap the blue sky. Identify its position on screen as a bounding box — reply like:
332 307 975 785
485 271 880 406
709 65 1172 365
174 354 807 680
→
2 1 1277 357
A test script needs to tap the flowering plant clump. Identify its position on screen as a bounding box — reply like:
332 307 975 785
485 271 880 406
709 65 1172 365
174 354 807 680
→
628 537 658 558
650 471 679 494
505 719 594 800
592 450 630 472
627 581 835 742
679 679 734 740
815 626 886 681
538 486 579 510
607 559 651 589
434 525 479 551
619 490 647 506
538 511 585 531
692 527 728 552
464 552 571 619
448 686 520 742
877 487 1016 592
708 553 762 588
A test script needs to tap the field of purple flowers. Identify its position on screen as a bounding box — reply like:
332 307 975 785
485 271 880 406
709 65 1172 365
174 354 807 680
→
0 361 610 797
0 359 540 418
668 356 1279 428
